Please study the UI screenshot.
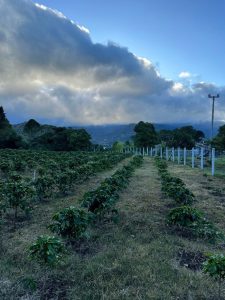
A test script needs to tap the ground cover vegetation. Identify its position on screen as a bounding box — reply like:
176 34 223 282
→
155 157 223 242
29 156 143 265
0 150 129 226
1 156 225 298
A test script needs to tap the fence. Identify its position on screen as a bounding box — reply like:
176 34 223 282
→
122 146 216 176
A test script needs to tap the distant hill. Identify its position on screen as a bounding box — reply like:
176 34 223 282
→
14 120 225 147
74 121 225 146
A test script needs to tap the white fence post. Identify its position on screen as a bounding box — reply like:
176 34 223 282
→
172 147 175 162
178 147 180 164
200 147 204 170
212 148 215 176
160 147 163 159
183 147 186 166
166 147 169 161
151 147 153 157
155 146 157 157
147 147 149 156
33 170 36 181
192 148 195 168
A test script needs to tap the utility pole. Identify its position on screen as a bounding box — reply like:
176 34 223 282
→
208 94 219 140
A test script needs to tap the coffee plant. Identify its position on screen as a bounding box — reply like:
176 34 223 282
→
29 235 65 266
167 206 223 241
49 207 91 239
4 179 36 221
203 254 225 299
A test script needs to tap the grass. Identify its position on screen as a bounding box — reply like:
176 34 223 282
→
1 157 225 299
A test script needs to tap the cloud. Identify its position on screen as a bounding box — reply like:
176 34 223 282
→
0 0 224 125
178 71 191 79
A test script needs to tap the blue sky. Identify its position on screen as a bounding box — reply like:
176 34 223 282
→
34 0 225 85
0 0 224 125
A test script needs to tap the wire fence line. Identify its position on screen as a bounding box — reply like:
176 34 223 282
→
122 146 217 176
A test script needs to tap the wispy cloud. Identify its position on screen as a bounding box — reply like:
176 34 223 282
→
179 71 192 79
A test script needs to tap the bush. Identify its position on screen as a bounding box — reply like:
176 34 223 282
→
49 207 91 239
167 206 203 227
35 175 55 201
4 179 35 220
29 235 65 265
163 184 195 205
167 206 223 241
203 254 225 299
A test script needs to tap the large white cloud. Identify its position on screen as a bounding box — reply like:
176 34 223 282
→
0 0 224 125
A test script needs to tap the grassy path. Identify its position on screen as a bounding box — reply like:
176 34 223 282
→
1 157 225 299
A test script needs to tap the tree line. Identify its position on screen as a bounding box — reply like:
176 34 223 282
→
0 107 91 151
114 121 225 150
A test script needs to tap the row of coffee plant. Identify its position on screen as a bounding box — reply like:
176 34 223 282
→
155 158 225 299
29 156 143 265
0 152 129 224
155 157 223 242
0 150 128 178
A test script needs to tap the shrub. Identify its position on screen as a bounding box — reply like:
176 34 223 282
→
29 235 65 265
167 206 203 227
163 184 195 205
203 254 225 299
167 206 223 241
4 179 36 220
35 175 55 201
49 207 91 239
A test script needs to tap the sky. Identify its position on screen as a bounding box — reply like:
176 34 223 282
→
0 0 225 125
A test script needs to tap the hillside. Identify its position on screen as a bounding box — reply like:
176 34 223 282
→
14 121 225 147
74 121 224 146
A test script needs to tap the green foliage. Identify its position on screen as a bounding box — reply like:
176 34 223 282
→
158 126 205 149
162 179 195 205
81 156 143 216
203 254 225 279
203 254 225 298
35 176 55 201
24 119 41 133
134 121 157 147
167 206 223 241
29 235 65 265
212 124 225 150
4 178 35 219
49 207 91 239
167 206 203 227
31 127 91 151
0 106 25 149
155 158 194 205
112 141 124 152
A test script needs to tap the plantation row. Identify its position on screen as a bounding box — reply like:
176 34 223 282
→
155 157 223 241
155 157 225 296
29 156 144 265
0 151 129 223
0 149 127 178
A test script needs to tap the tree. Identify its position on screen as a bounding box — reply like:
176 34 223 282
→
0 106 24 149
134 121 157 147
212 125 225 150
112 141 124 152
31 127 91 151
159 126 205 149
24 119 41 136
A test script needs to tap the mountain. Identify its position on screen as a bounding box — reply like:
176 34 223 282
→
74 121 224 146
14 121 225 147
